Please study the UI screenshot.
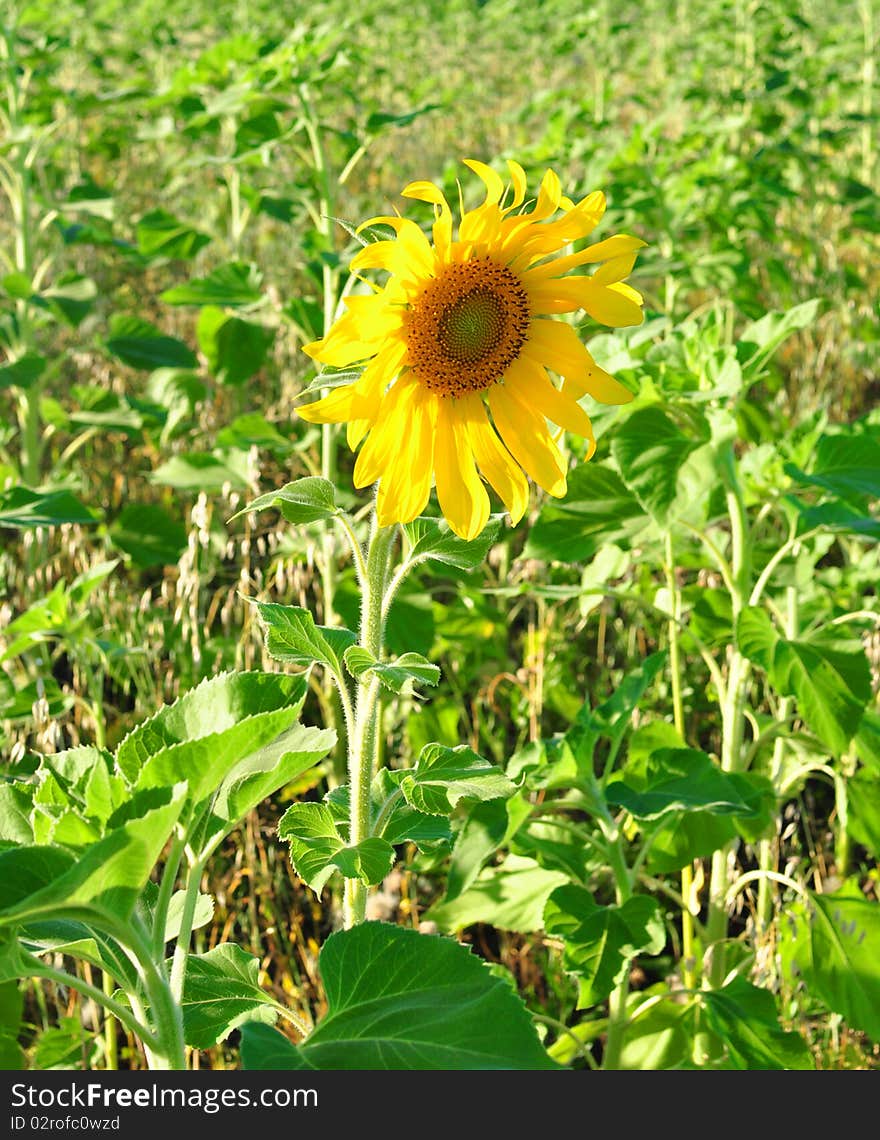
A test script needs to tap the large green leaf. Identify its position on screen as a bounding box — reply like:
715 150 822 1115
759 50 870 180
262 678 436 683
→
181 944 277 1049
133 703 308 807
610 406 704 525
808 890 880 1041
230 477 339 524
402 515 501 570
136 208 211 260
0 784 34 845
0 785 186 925
785 432 880 501
737 608 871 754
116 671 308 784
702 977 813 1070
0 979 24 1068
642 771 776 873
0 351 46 391
614 994 699 1071
737 299 821 381
343 647 440 694
445 797 528 902
161 261 263 307
240 923 557 1070
607 748 755 821
0 487 97 529
544 885 665 1007
526 464 649 563
109 503 187 567
18 920 137 989
252 601 356 681
198 723 335 852
426 855 568 933
150 450 251 492
197 306 274 385
104 314 197 370
278 803 394 893
847 771 880 858
398 744 515 816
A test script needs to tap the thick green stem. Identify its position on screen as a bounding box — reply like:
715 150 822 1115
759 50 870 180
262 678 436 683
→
127 918 185 1071
664 532 697 992
23 952 157 1050
102 970 119 1070
704 649 750 989
152 830 186 959
344 522 396 927
601 819 633 1070
757 586 797 929
169 854 207 1004
699 456 753 998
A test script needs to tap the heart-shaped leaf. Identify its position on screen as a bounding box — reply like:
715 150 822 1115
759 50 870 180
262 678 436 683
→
398 744 515 816
240 922 557 1070
278 803 394 893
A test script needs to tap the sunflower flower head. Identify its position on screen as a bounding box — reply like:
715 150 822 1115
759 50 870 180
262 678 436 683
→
299 159 645 540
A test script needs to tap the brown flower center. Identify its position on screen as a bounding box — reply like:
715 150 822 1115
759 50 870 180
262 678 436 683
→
404 258 530 397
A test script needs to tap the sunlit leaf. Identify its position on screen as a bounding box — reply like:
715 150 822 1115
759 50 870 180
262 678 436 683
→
0 487 97 529
426 855 568 933
702 977 813 1069
251 601 356 681
545 885 665 1007
398 744 515 816
230 477 338 524
343 647 440 693
241 922 557 1070
278 802 394 893
161 261 263 307
181 944 277 1049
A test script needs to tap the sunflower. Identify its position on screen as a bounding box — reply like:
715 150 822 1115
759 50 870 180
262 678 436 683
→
298 159 645 540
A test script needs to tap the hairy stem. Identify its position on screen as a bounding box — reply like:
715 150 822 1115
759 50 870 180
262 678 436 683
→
600 819 633 1071
344 522 396 927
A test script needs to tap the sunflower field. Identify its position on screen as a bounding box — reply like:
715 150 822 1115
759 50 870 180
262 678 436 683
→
0 0 878 1078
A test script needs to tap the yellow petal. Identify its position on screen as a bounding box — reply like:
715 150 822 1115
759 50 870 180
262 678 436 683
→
506 160 527 208
340 339 408 444
591 252 640 285
376 386 437 525
532 168 562 220
505 358 596 445
402 179 453 260
434 398 491 540
461 392 529 524
463 159 505 205
574 190 606 224
356 214 404 234
522 319 593 380
350 240 398 272
522 319 633 404
523 235 646 283
353 373 420 488
297 385 355 424
563 348 633 405
611 281 644 305
488 382 567 498
576 279 645 327
459 201 502 246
